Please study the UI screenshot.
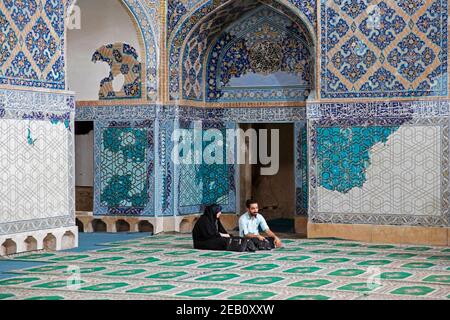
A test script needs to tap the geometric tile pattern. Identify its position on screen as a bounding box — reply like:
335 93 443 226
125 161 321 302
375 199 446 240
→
1 235 449 300
0 89 74 236
157 120 175 216
0 118 71 232
308 101 449 227
331 35 377 84
77 104 307 217
0 0 65 89
3 0 38 32
78 99 449 229
26 17 58 72
94 120 154 216
167 0 189 36
317 125 442 218
44 0 65 37
100 127 148 207
0 10 18 68
295 121 308 215
316 126 400 193
177 121 236 214
386 33 435 82
359 2 406 51
320 0 449 98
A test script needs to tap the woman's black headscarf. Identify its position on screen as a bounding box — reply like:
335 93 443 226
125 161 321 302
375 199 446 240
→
203 204 222 223
192 204 228 242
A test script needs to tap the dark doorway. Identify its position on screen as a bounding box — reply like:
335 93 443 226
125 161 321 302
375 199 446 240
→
75 121 94 212
239 123 295 233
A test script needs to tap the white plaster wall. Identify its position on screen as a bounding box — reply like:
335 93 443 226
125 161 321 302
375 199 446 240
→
318 126 441 216
67 0 142 101
75 130 94 186
0 119 70 223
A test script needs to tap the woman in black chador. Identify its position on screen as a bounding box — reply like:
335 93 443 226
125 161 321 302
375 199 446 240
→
192 204 231 250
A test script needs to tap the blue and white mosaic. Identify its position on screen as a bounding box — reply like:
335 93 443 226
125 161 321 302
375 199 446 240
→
94 120 155 216
168 0 316 102
204 7 312 102
0 0 66 89
320 0 449 98
78 104 308 216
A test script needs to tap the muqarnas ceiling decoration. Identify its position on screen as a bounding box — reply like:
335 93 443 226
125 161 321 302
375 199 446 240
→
204 7 313 102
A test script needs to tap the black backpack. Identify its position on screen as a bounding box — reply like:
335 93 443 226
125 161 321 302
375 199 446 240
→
226 237 256 252
255 238 275 250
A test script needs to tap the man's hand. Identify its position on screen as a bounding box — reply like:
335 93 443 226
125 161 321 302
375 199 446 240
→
263 229 282 248
257 235 266 241
274 238 282 248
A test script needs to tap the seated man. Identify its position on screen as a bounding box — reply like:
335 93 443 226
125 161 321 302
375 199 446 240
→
239 199 282 249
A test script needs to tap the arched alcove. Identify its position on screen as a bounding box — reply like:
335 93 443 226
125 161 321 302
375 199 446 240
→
138 221 154 233
169 0 316 104
92 219 107 232
61 231 76 250
43 234 57 251
168 0 315 229
24 236 38 252
116 219 130 232
203 6 314 103
1 239 17 256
